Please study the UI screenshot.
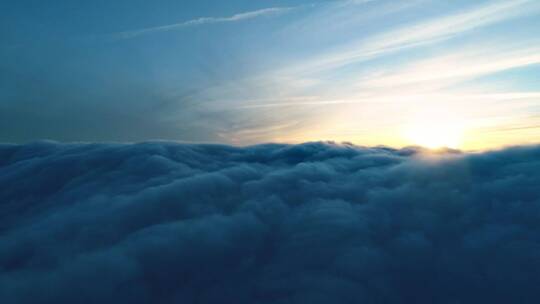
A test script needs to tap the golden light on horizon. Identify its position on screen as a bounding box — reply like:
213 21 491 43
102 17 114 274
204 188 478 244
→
402 108 466 149
404 123 464 149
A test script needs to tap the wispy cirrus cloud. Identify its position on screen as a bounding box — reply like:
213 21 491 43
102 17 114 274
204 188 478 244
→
359 47 540 89
117 7 296 39
288 0 539 74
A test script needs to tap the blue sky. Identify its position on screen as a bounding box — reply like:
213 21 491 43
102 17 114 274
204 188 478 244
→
1 0 539 149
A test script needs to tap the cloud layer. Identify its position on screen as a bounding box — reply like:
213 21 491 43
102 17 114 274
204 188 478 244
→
1 141 540 303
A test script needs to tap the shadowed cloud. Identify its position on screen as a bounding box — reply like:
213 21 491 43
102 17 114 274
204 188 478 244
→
1 141 540 303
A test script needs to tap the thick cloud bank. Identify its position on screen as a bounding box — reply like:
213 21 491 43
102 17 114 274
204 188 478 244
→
1 141 540 303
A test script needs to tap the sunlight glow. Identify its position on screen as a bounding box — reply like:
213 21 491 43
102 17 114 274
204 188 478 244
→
403 109 465 149
405 124 463 149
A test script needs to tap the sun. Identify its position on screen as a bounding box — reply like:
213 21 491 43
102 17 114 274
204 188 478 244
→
405 124 463 149
402 109 465 149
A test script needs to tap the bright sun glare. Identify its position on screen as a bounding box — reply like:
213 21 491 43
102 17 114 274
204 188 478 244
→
403 109 465 149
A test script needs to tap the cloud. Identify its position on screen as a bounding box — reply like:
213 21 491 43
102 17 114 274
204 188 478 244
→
359 47 540 89
284 0 539 73
1 141 540 303
117 7 296 39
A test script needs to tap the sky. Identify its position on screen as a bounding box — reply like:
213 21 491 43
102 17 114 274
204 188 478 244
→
1 0 539 150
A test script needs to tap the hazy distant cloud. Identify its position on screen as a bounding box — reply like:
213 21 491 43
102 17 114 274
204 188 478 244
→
117 7 296 39
1 141 540 303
